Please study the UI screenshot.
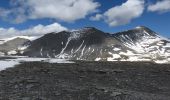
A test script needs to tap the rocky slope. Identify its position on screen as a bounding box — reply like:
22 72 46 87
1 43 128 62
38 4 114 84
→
0 37 31 55
23 26 170 63
0 61 170 100
24 27 129 60
114 26 170 63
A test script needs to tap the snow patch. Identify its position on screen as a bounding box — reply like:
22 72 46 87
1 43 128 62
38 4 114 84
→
113 48 121 51
8 50 17 55
0 60 20 71
154 60 169 64
0 57 74 71
107 52 121 61
2 36 38 42
95 58 101 61
46 59 74 63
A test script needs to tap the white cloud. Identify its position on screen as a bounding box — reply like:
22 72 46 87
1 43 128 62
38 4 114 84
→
0 8 11 18
91 0 145 27
148 0 170 13
22 23 68 36
0 0 100 23
0 23 67 39
90 14 103 21
104 0 145 27
0 7 27 23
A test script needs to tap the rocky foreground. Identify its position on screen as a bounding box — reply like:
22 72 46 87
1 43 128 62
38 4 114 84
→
0 61 170 100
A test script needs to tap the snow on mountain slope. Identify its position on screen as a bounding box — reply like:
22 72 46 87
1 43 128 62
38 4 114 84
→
114 26 170 63
0 37 32 55
1 36 38 42
24 27 115 59
1 26 170 63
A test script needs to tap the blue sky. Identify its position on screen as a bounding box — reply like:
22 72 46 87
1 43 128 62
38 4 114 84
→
0 0 170 38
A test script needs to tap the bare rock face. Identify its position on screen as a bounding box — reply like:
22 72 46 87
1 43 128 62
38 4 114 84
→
0 61 170 100
24 27 128 60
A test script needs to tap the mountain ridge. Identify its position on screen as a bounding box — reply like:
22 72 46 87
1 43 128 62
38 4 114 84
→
0 26 170 63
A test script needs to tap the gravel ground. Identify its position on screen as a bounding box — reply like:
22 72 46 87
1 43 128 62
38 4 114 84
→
0 61 170 100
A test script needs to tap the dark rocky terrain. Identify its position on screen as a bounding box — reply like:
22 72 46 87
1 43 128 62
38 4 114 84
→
0 61 170 100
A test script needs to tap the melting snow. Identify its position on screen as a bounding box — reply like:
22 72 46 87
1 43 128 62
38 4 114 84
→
154 60 169 64
113 48 121 51
95 58 101 61
2 36 38 42
8 50 17 55
46 59 74 63
0 57 74 71
0 60 20 71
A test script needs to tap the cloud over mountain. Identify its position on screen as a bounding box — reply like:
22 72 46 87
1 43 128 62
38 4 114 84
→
0 23 67 38
0 0 170 29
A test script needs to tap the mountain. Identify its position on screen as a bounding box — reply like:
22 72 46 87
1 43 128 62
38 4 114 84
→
22 26 170 63
24 27 128 60
0 26 169 63
114 26 170 63
114 26 169 53
0 37 31 55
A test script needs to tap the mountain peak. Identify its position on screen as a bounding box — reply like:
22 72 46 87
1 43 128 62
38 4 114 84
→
69 27 106 38
83 27 96 29
122 26 157 36
135 26 148 29
80 27 102 32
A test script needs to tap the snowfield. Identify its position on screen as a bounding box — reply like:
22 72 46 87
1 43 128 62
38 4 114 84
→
0 36 38 43
0 60 20 71
0 54 170 72
0 56 74 71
